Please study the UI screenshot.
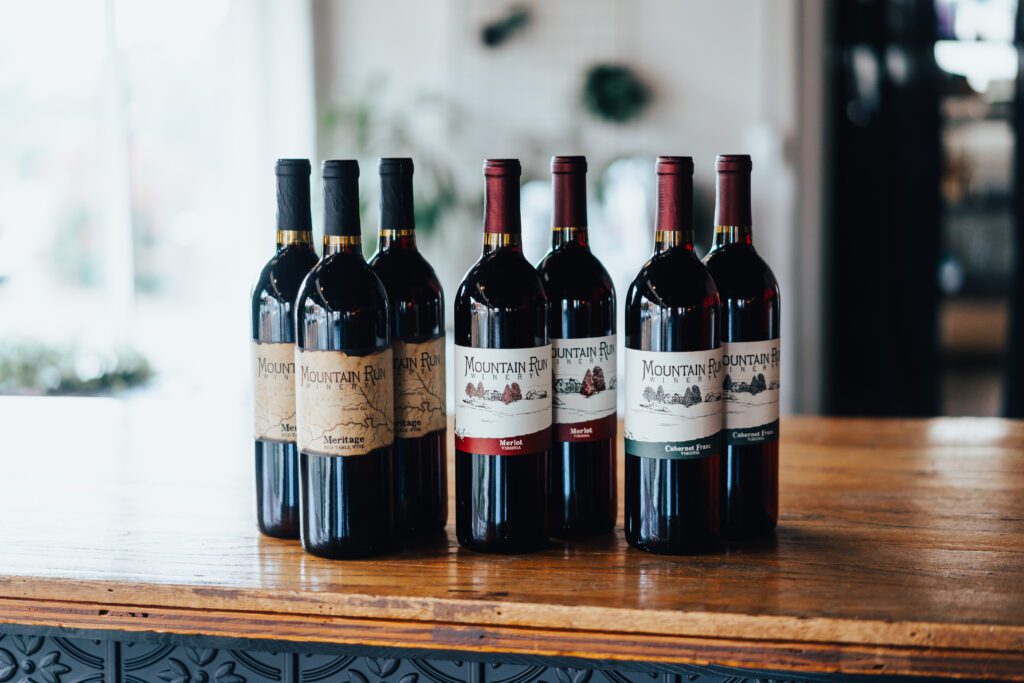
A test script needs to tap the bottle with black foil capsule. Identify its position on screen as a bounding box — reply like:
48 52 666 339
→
703 155 780 538
369 158 447 536
251 159 319 539
294 160 395 559
536 156 616 538
454 159 551 553
624 156 723 554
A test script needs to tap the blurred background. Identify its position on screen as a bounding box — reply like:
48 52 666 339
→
1 0 1021 423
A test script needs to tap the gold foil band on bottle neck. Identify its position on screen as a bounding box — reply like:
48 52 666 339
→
482 232 520 248
654 230 692 245
552 226 586 235
379 228 416 238
276 230 312 246
324 235 362 248
713 225 753 242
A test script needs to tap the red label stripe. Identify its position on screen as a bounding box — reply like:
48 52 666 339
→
553 414 617 443
456 426 552 456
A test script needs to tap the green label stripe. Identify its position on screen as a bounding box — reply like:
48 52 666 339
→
625 434 720 460
725 419 779 446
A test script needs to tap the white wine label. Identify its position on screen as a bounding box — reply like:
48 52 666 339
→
454 344 552 456
252 341 298 443
295 347 394 457
624 348 724 459
722 338 781 445
393 336 447 439
551 335 617 442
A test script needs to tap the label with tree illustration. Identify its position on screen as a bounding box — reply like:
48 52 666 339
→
295 347 394 457
551 335 617 442
455 344 552 456
393 336 447 439
722 338 780 445
624 347 724 459
252 341 298 443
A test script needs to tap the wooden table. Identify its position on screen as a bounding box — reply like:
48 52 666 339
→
0 397 1022 682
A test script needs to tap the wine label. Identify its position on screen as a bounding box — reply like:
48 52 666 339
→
722 338 781 445
624 348 724 459
295 347 394 457
393 336 447 439
551 335 617 442
252 341 298 443
454 344 552 456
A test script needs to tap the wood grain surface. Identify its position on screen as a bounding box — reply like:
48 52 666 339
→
0 397 1022 679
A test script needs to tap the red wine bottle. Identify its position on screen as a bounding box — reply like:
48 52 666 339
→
251 159 319 539
703 155 780 538
624 156 723 554
536 156 616 538
454 159 551 553
369 158 448 536
295 160 395 558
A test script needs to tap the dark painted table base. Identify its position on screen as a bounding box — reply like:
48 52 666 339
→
0 625 965 683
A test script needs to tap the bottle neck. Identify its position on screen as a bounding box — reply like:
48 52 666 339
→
379 168 416 252
711 224 753 248
713 168 752 248
482 232 523 255
378 228 417 251
551 226 589 250
276 230 313 250
551 171 588 251
654 230 694 254
653 171 694 253
482 173 522 255
276 174 312 233
323 235 364 258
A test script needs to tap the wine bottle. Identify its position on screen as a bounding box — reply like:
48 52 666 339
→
369 158 448 536
703 155 780 538
454 159 551 553
251 158 319 539
294 160 395 559
624 156 723 554
536 156 617 538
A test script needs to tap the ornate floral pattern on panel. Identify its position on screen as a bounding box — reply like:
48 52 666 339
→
0 630 815 683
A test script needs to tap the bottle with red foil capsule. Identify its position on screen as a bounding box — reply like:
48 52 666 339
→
369 158 447 536
536 156 617 538
703 155 780 538
294 160 395 559
454 159 551 553
624 156 723 554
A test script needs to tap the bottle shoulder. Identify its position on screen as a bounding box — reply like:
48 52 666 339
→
252 245 318 302
626 247 719 309
298 252 389 310
456 250 547 308
537 247 615 302
369 248 444 303
703 244 780 300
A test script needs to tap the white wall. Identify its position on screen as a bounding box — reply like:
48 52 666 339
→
311 0 824 414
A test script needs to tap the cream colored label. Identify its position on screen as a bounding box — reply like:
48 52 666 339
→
296 347 394 457
393 336 447 438
252 341 297 443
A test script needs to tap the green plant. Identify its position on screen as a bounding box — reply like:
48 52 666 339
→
0 341 153 395
582 64 652 124
320 83 464 239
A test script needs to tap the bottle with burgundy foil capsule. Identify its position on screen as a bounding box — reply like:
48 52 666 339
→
454 159 551 553
369 158 447 536
294 160 395 559
624 156 723 554
703 155 780 538
251 158 319 539
536 156 617 538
